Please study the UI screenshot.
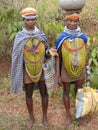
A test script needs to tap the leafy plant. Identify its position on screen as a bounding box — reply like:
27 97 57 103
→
0 7 22 58
44 21 64 46
8 22 23 41
36 0 59 29
91 67 98 89
89 47 98 70
87 33 98 70
72 119 80 126
88 34 98 89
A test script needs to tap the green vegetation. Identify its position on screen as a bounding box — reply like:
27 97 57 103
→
0 0 98 129
87 33 98 88
0 0 97 96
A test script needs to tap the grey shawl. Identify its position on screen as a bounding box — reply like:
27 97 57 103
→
11 26 49 93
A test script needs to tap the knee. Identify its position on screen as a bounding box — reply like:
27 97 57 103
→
25 83 33 99
41 92 48 100
63 83 70 96
25 91 33 99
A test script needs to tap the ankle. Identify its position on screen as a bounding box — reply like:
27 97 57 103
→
66 112 71 117
30 115 35 120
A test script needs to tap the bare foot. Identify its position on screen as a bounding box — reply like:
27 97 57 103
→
65 114 71 126
42 119 50 128
26 118 35 129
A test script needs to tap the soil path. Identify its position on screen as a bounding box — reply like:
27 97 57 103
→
0 60 98 130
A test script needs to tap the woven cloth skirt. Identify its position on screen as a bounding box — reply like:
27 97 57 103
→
61 64 85 83
23 68 44 84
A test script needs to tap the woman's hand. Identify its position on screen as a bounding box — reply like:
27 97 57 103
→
57 75 63 87
48 48 58 57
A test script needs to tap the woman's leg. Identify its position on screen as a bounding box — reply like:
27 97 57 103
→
38 80 49 127
74 78 84 95
63 82 71 125
25 83 35 127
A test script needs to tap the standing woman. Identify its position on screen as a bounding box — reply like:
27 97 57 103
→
11 7 57 128
56 11 89 126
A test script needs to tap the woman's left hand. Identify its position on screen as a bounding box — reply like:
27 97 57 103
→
49 48 58 57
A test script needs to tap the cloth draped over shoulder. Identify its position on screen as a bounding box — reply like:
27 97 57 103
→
11 26 49 93
56 26 88 50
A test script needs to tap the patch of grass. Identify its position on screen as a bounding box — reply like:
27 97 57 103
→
0 72 11 94
72 119 80 126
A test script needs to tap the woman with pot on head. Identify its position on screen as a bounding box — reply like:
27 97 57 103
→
11 7 58 128
56 11 89 125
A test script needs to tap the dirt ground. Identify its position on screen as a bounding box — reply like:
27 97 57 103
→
0 0 98 129
0 60 98 130
0 88 98 130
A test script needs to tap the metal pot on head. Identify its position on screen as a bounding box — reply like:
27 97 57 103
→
59 0 86 11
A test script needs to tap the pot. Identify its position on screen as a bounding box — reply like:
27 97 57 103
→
59 0 86 11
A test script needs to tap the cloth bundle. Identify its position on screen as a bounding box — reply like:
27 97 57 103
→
76 87 98 118
42 57 57 105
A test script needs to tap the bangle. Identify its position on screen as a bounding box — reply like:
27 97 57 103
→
85 65 90 70
85 65 91 75
46 49 50 55
86 70 91 75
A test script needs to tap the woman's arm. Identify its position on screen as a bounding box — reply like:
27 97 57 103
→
85 44 91 83
56 48 62 86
